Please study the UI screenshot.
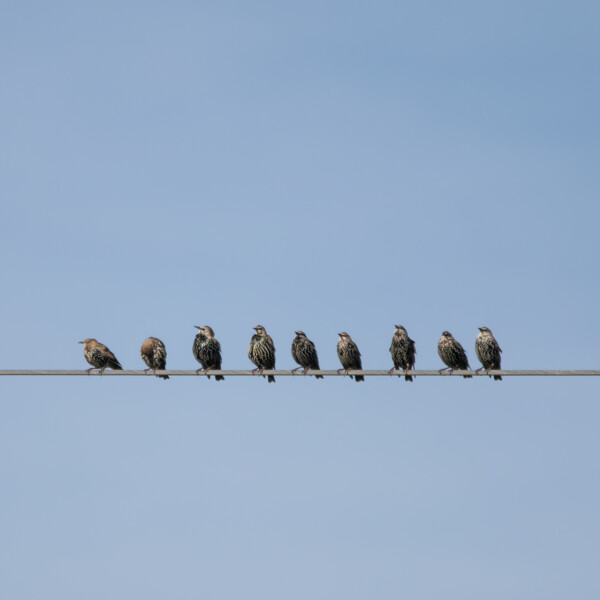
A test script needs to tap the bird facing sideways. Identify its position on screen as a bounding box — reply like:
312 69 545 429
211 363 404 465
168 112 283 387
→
248 325 276 382
437 331 472 378
79 338 123 374
291 331 323 379
337 332 364 382
389 324 416 381
475 326 502 381
140 337 169 380
193 325 224 381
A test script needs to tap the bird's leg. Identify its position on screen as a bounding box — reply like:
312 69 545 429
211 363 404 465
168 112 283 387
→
337 368 345 376
474 367 483 374
85 367 94 375
303 368 309 376
388 366 398 376
195 367 204 375
291 367 302 374
99 367 106 375
438 367 450 374
144 368 151 374
251 368 259 375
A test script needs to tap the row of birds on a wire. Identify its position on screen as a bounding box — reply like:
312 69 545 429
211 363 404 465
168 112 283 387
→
79 325 503 382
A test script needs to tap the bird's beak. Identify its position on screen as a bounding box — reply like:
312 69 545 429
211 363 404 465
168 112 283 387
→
194 326 201 330
478 327 483 331
78 341 84 344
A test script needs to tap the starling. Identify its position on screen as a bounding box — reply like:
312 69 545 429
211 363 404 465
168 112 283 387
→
437 331 472 378
337 332 364 382
389 324 416 381
193 325 224 381
475 326 502 381
79 338 123 374
291 331 323 379
248 325 276 382
140 337 169 380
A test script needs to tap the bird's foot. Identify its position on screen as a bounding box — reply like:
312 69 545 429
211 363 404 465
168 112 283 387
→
291 367 302 375
388 366 397 376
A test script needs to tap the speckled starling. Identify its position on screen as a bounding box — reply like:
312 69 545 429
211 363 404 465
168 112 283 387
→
140 337 169 379
248 325 276 382
475 326 502 381
193 325 224 381
79 338 123 374
389 325 416 381
291 331 323 379
337 332 364 382
437 331 472 378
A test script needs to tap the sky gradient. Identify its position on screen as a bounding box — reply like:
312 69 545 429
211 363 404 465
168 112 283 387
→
1 1 599 598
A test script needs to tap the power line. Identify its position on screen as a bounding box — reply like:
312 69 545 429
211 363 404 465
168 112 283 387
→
0 370 598 377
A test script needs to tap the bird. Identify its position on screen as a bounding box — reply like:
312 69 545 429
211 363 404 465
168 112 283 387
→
193 325 224 380
475 326 502 381
437 331 472 378
139 337 169 379
248 325 276 382
291 331 323 378
79 338 123 374
337 332 364 381
389 324 416 381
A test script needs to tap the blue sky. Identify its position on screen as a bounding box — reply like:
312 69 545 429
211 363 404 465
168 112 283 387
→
1 1 599 598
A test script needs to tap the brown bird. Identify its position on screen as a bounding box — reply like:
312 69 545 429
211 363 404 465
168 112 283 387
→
475 326 502 381
437 331 472 378
79 338 123 374
337 332 364 382
248 325 276 382
140 337 169 380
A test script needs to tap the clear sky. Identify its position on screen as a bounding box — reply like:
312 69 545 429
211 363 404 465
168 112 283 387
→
1 1 599 598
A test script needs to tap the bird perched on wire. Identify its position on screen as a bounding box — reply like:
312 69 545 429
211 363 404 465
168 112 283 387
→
193 325 224 381
140 337 169 380
248 325 276 382
475 326 502 381
79 338 123 374
291 331 323 378
337 332 364 381
389 324 416 381
437 331 472 378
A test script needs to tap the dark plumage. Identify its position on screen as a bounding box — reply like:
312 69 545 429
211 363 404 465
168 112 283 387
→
248 325 276 383
475 326 502 381
140 337 169 379
437 331 472 378
193 325 224 381
337 331 364 382
79 338 123 374
291 331 323 379
389 324 416 381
